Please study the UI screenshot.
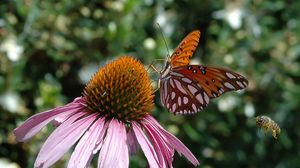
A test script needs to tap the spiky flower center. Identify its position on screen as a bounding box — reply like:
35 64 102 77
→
83 56 153 122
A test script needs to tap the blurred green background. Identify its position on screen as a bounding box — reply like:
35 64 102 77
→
1 0 300 167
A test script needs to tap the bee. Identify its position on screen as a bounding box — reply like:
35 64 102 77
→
256 115 280 139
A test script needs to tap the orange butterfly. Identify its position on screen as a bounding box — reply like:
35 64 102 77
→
159 30 248 115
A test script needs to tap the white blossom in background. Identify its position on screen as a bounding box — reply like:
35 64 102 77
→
0 92 22 113
0 19 5 26
0 35 23 61
202 147 214 158
246 15 262 37
224 54 234 65
105 0 124 11
0 158 20 168
217 96 238 112
79 64 98 84
143 38 156 50
244 102 255 118
108 21 117 33
213 4 244 29
155 7 175 36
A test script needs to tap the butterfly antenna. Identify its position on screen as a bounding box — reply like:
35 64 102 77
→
155 23 170 58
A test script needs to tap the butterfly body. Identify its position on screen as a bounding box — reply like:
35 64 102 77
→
159 30 248 115
160 62 172 80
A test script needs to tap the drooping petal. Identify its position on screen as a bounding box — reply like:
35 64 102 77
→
98 119 129 168
14 97 86 142
67 117 105 168
132 122 160 168
143 122 174 168
34 112 97 168
127 128 139 155
143 115 200 166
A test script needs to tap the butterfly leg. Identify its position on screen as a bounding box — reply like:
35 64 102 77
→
152 79 161 93
146 59 165 73
148 64 159 73
150 79 161 93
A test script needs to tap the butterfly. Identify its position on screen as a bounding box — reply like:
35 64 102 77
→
159 30 248 115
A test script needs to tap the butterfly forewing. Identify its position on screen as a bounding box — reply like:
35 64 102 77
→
169 30 201 68
174 65 248 98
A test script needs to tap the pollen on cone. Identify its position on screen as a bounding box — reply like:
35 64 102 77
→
83 56 154 122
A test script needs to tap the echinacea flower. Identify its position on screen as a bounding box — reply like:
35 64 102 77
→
14 56 200 168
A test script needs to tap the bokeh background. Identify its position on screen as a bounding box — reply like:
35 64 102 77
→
1 0 300 167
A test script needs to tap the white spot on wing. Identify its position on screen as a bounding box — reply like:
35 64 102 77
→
178 96 182 106
226 72 236 79
187 85 197 95
204 92 210 104
242 81 248 87
182 78 192 83
170 79 175 88
218 89 223 94
192 104 197 112
236 81 244 88
224 82 235 89
171 92 176 100
196 93 204 104
174 79 188 95
172 103 177 112
183 97 189 104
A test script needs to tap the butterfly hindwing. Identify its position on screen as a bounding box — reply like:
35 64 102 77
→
160 73 209 115
169 30 201 68
160 65 248 115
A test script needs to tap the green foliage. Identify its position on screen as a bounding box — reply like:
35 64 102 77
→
1 0 300 167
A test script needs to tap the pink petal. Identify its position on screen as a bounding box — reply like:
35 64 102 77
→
132 122 160 168
52 111 72 127
14 97 85 142
98 119 129 168
127 128 139 155
92 121 109 155
117 129 129 168
144 115 200 166
34 112 97 168
143 123 174 168
67 117 106 168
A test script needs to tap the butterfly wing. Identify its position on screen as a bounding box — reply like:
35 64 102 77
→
160 65 248 115
175 65 248 98
169 30 201 68
160 75 209 115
